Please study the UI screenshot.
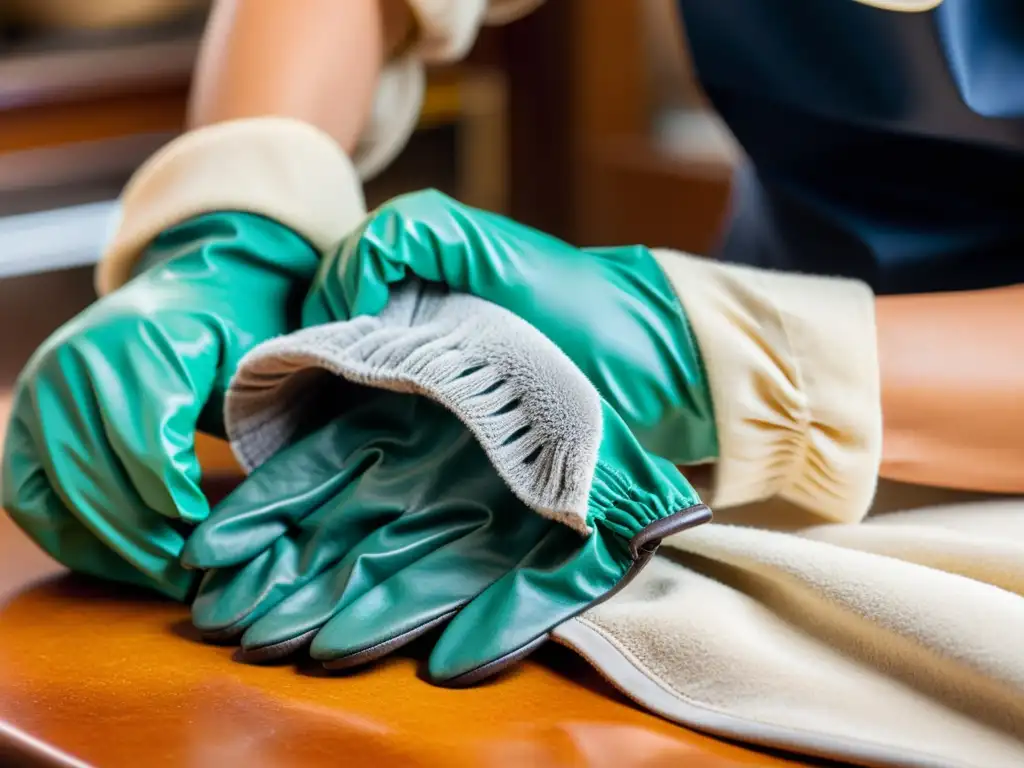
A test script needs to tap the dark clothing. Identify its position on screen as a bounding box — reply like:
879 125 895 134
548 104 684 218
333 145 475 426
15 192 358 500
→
678 0 1024 294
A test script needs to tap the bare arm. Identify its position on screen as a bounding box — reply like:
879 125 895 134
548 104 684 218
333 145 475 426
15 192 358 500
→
188 0 416 152
877 285 1024 493
97 0 418 294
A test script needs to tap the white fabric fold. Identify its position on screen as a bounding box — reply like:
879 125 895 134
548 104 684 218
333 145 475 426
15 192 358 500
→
356 0 542 181
557 485 1024 768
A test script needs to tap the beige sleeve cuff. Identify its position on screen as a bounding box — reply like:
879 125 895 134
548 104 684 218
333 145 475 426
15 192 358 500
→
652 250 882 524
95 117 367 296
404 0 489 62
354 0 543 180
483 0 546 25
354 56 426 182
403 0 542 61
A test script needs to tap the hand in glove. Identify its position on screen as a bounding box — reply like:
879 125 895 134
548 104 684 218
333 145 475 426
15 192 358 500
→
181 283 710 685
304 189 884 522
2 213 318 598
303 189 717 466
1 118 365 598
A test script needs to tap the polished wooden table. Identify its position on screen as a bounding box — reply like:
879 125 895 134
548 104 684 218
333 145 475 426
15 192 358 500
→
0 429 804 768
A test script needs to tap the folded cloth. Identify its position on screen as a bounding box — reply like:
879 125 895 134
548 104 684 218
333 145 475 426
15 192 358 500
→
552 489 1024 768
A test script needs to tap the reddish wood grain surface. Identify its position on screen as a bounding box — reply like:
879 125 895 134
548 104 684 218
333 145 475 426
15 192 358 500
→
0 405 802 768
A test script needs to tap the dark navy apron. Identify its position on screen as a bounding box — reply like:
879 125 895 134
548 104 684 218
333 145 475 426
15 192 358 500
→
677 0 1024 294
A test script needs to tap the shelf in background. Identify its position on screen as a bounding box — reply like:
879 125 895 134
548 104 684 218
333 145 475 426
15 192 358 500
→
0 199 119 279
0 21 198 281
0 14 203 108
0 5 506 281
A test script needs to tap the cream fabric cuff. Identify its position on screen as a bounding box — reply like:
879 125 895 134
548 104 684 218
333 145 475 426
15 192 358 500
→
403 0 543 60
483 0 546 25
652 250 882 524
352 0 484 180
95 117 366 296
353 56 427 182
354 0 542 180
404 0 489 62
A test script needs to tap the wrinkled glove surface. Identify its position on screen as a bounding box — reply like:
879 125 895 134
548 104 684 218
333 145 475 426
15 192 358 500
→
2 213 317 599
303 189 718 466
183 282 710 685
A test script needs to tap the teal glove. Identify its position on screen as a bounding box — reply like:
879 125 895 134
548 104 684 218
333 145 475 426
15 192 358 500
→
182 280 709 685
303 189 717 466
182 392 708 686
1 213 317 599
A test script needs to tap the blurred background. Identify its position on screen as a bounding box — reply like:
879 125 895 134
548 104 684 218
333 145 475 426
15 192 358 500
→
0 0 740 399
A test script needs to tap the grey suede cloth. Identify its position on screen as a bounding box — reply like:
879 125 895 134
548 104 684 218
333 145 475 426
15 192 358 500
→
225 280 602 534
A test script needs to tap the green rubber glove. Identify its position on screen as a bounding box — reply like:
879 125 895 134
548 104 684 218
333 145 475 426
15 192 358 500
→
182 390 709 686
1 212 318 599
303 189 717 466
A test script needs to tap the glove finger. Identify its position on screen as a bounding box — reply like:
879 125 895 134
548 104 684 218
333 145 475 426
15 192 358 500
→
181 443 361 570
304 189 554 326
190 481 414 639
427 529 629 687
311 503 553 669
189 535 303 641
181 411 397 571
238 503 488 662
182 395 434 570
76 312 214 522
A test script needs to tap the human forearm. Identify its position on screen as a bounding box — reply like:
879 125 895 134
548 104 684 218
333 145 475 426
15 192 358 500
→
96 0 543 294
876 285 1024 493
189 0 414 151
97 0 414 294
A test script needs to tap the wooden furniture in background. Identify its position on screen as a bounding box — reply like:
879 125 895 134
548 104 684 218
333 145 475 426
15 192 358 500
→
501 0 733 253
4 0 207 32
0 398 804 768
0 22 510 278
1 0 732 278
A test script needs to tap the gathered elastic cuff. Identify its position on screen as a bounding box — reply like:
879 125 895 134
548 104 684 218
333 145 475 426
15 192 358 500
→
95 117 366 296
652 250 882 524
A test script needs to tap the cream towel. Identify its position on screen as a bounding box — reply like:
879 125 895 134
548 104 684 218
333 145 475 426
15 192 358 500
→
555 486 1024 768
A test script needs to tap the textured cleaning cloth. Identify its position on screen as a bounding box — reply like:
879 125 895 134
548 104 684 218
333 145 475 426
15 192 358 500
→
225 280 602 534
553 488 1024 768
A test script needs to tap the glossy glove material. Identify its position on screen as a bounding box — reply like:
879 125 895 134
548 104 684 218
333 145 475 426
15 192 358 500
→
182 391 709 686
303 189 718 466
1 213 317 599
